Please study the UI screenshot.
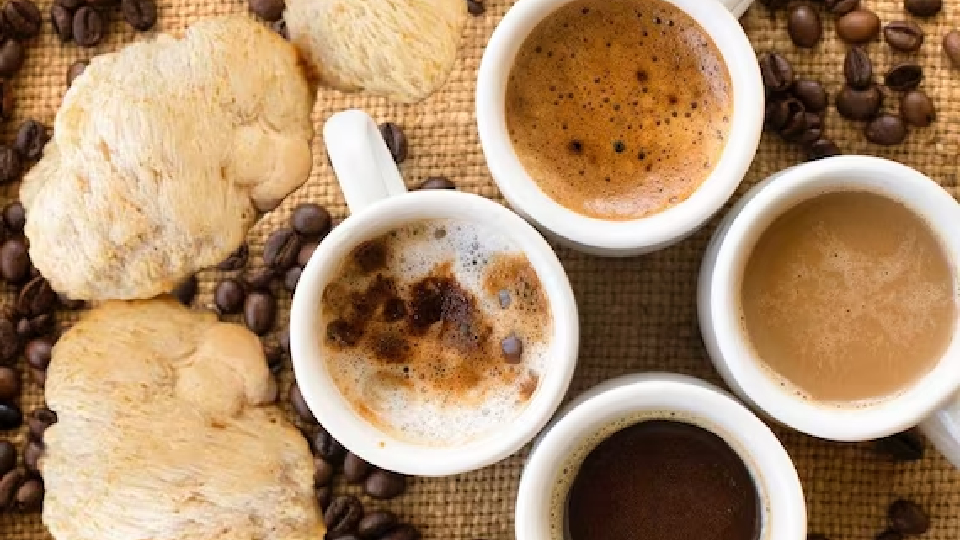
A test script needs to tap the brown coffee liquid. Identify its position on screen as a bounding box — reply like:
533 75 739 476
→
567 420 759 540
504 0 732 220
741 191 957 403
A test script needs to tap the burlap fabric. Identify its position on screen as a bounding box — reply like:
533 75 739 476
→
1 0 959 538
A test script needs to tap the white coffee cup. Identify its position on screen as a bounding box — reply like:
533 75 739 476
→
476 0 762 257
517 373 806 540
698 155 960 467
289 109 580 476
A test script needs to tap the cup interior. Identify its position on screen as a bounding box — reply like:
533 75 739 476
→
476 0 763 254
289 190 579 476
708 156 960 441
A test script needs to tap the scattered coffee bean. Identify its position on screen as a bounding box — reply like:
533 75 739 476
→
836 84 883 121
30 366 45 386
865 114 908 146
901 90 935 127
0 468 25 508
284 266 301 292
344 452 371 484
242 267 276 291
73 6 105 47
2 0 41 39
501 333 523 363
905 0 941 17
885 63 923 91
836 10 881 44
0 366 17 400
315 485 331 512
379 122 408 164
314 457 335 487
793 80 827 112
844 47 873 89
121 0 157 30
313 427 346 464
0 37 23 77
0 441 14 475
244 291 276 335
297 241 318 267
764 97 803 132
22 440 40 472
787 3 821 48
0 146 22 183
213 279 246 315
249 0 284 21
26 313 52 336
27 407 56 441
325 495 364 537
888 499 929 535
14 119 48 161
289 383 318 424
358 510 399 539
798 112 825 145
263 343 283 374
54 0 84 9
0 318 19 364
825 0 859 15
779 108 810 142
876 530 904 540
18 276 56 318
416 176 456 190
15 478 42 511
50 3 73 41
3 201 24 232
217 243 249 271
945 30 960 67
1 238 29 284
66 59 87 86
15 317 31 337
0 401 22 430
467 0 484 16
263 228 302 271
171 274 198 306
381 524 421 540
291 203 332 238
759 52 794 92
884 21 924 52
24 338 50 372
364 469 407 499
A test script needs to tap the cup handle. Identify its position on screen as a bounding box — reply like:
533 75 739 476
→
920 396 960 469
323 109 409 214
717 0 754 17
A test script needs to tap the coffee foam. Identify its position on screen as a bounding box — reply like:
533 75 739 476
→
320 219 553 446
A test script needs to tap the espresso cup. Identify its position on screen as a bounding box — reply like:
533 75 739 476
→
476 0 763 256
289 109 580 476
699 156 960 467
517 373 806 540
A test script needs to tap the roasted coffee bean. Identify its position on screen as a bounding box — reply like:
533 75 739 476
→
313 427 346 464
289 383 318 424
836 84 883 121
759 52 794 92
66 59 87 86
291 203 332 238
884 21 924 52
865 115 908 146
249 0 284 21
0 401 22 430
343 452 371 484
946 31 960 67
28 313 53 335
0 37 23 77
905 0 941 17
1 237 29 283
824 0 859 15
54 0 84 9
759 0 788 10
787 4 821 48
379 122 408 164
0 366 18 400
836 10 881 44
793 80 827 112
888 499 929 534
501 333 523 363
15 317 31 337
364 469 406 499
844 47 873 89
242 267 276 291
217 243 249 271
0 318 19 364
18 276 56 317
263 228 302 271
764 97 802 132
50 3 73 41
298 241 318 267
416 176 456 190
798 112 824 145
358 510 399 539
30 366 45 386
885 63 923 91
315 485 331 512
57 294 84 311
243 291 276 335
121 0 157 30
901 90 935 127
380 524 421 540
325 495 364 537
27 407 56 441
0 146 21 183
779 109 809 142
214 279 246 315
0 440 14 475
876 529 904 540
2 0 42 39
73 6 105 47
22 440 40 472
0 468 25 508
15 477 42 511
171 274 198 306
314 457 335 487
263 343 283 374
284 266 301 292
14 120 48 161
3 201 24 233
467 0 484 15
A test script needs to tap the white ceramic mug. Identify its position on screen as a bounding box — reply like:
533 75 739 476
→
476 0 762 256
517 373 806 540
289 110 580 476
699 155 960 467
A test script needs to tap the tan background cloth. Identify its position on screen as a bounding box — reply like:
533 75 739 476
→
3 0 960 538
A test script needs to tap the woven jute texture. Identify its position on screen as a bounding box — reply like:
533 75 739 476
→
2 0 960 539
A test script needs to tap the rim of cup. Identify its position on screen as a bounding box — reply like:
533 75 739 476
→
703 156 960 442
516 373 806 540
476 0 764 254
290 189 580 476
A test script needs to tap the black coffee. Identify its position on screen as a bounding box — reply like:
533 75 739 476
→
567 420 759 540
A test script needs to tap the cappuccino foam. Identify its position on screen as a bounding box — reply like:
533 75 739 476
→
320 219 553 446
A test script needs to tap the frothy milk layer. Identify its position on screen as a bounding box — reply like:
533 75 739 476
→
320 219 553 446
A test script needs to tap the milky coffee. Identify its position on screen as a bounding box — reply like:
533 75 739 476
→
741 191 957 403
320 219 553 446
505 0 733 221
